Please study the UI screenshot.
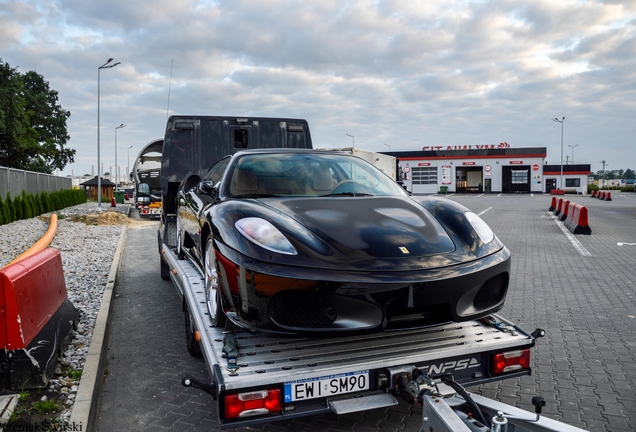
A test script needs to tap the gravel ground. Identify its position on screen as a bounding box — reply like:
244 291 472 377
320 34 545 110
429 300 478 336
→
0 203 128 424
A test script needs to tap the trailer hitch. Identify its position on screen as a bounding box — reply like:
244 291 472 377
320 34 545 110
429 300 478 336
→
182 375 218 400
490 395 546 431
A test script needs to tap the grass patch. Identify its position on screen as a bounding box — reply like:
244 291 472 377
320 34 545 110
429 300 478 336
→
18 390 29 402
66 368 82 380
33 399 62 414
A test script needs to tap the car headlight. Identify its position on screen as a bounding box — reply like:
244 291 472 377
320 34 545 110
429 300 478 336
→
235 217 297 255
465 212 495 244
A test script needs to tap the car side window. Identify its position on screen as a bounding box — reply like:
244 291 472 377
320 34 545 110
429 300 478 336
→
203 156 231 185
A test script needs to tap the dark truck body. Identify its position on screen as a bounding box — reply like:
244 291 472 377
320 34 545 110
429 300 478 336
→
158 115 312 278
160 116 313 219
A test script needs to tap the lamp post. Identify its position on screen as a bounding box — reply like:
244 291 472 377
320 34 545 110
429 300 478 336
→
568 144 579 164
600 160 607 188
384 143 391 151
97 58 121 207
127 145 133 185
115 123 126 187
346 133 354 148
552 117 565 189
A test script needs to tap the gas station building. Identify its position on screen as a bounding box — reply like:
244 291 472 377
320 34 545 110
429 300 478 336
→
386 144 591 195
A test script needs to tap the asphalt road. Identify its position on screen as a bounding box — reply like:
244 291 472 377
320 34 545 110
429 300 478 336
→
97 193 636 431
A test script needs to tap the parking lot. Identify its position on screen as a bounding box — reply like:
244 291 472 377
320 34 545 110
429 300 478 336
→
97 193 636 432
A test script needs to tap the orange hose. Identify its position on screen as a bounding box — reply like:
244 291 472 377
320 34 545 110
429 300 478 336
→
4 214 58 268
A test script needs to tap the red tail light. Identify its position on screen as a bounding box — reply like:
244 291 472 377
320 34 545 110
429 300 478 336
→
493 349 531 374
224 389 281 419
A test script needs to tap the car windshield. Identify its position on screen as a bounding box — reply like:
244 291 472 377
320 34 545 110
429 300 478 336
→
227 152 408 198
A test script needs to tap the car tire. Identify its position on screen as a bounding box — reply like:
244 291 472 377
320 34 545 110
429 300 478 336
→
184 303 203 358
205 237 226 328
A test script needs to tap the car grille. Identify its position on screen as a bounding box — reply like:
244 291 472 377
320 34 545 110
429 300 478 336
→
269 291 337 328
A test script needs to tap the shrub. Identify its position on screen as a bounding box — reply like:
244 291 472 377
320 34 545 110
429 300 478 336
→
14 195 23 220
45 193 54 213
0 189 88 222
20 191 31 219
27 194 38 216
37 193 45 215
7 194 16 223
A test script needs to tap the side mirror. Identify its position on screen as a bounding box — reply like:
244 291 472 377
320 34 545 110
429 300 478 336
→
199 180 217 194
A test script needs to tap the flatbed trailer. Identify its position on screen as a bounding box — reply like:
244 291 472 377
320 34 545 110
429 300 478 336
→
159 243 578 430
156 115 588 431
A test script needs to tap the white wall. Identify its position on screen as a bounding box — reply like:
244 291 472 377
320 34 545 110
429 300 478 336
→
401 155 545 194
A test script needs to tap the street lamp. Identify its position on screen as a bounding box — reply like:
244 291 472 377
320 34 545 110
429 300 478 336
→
127 145 133 184
600 160 608 188
346 133 355 148
115 123 126 187
568 144 579 164
384 143 391 151
552 117 565 189
97 58 121 207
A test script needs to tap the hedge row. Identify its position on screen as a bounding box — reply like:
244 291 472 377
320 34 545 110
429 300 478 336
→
0 189 87 226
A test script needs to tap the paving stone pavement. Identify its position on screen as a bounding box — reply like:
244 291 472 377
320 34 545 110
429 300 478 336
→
97 193 636 431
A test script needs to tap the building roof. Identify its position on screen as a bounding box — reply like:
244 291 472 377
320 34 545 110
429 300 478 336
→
385 147 547 160
543 164 591 175
79 176 116 186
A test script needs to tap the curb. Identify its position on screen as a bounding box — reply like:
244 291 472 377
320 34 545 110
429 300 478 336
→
69 224 127 431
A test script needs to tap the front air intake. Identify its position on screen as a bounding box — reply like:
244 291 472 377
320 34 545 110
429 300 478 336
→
269 291 337 328
473 273 508 310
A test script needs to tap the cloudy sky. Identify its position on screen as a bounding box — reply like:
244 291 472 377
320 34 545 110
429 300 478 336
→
1 0 635 178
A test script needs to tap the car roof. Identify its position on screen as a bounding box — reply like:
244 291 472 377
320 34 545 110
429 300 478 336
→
233 148 352 157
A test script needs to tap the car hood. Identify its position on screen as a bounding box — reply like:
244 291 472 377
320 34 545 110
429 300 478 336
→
268 196 455 258
211 196 504 273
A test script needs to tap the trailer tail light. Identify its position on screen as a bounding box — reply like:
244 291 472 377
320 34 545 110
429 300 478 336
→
224 389 281 419
493 349 530 374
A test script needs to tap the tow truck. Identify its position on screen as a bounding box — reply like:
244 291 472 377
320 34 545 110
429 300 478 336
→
158 115 588 431
132 138 163 219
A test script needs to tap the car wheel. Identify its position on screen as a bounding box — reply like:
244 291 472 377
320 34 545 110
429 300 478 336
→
176 218 185 260
184 303 202 358
205 237 226 328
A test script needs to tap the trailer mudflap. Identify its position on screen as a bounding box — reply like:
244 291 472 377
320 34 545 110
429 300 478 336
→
327 392 398 414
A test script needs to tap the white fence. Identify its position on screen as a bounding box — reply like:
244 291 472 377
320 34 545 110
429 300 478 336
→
0 166 72 199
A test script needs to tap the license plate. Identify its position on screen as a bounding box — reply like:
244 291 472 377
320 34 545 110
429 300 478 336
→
284 370 369 402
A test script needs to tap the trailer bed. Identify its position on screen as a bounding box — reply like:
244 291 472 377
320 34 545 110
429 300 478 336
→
163 246 534 391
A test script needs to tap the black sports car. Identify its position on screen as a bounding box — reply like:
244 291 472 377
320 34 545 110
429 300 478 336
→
176 149 510 336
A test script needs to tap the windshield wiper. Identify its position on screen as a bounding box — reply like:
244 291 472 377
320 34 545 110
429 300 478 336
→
323 192 375 197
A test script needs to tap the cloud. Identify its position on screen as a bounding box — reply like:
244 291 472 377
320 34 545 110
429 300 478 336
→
0 0 635 175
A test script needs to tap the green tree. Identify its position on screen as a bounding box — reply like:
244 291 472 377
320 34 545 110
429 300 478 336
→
0 59 74 173
0 61 36 169
22 71 74 172
623 169 635 179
